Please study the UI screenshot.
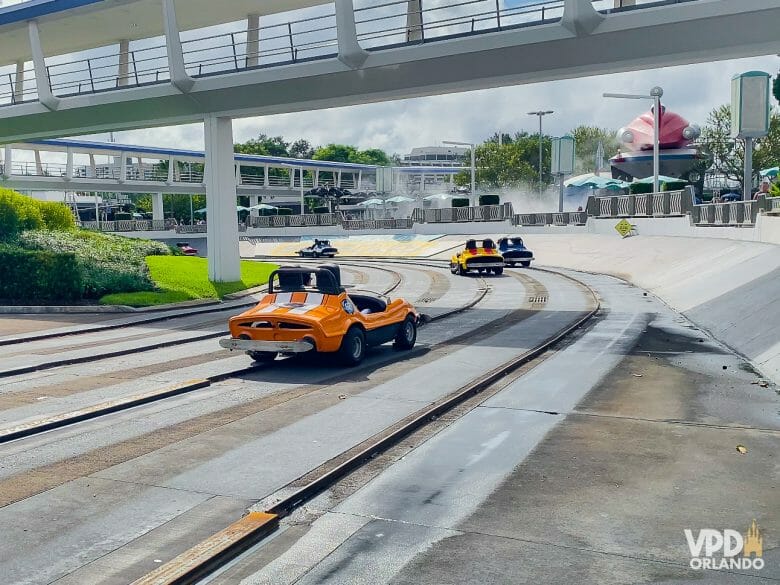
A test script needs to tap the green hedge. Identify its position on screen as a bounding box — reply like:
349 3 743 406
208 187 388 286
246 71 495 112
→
313 206 330 214
662 180 688 191
277 208 293 216
0 245 82 301
452 197 470 208
479 194 500 206
0 188 75 239
629 182 653 195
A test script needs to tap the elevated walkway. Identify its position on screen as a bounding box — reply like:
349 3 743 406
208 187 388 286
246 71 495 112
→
0 0 777 141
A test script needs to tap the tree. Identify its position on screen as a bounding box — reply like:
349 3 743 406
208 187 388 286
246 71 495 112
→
570 125 620 174
313 144 392 166
699 104 780 190
289 139 314 159
234 134 290 157
774 70 780 104
453 132 545 189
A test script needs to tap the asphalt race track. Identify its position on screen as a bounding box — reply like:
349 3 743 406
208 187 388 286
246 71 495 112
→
0 260 777 585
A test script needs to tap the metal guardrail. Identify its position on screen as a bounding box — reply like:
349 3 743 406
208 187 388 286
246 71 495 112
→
247 213 340 228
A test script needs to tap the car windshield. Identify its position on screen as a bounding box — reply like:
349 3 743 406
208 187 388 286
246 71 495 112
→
508 238 524 246
274 272 328 294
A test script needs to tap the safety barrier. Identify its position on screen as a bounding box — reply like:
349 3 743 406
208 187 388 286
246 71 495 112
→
247 213 340 229
415 204 512 224
694 197 767 226
342 218 413 230
769 198 780 215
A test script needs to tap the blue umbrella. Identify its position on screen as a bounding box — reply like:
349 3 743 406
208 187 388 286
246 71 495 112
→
759 167 778 178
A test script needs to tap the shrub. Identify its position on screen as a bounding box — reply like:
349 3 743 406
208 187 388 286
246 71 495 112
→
0 188 74 239
629 182 653 195
114 212 132 221
0 245 82 301
770 183 780 197
313 206 330 214
661 180 688 192
277 207 293 215
452 198 470 208
479 194 500 206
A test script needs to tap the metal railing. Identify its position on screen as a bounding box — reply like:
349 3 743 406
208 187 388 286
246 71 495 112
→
0 0 702 107
414 204 512 224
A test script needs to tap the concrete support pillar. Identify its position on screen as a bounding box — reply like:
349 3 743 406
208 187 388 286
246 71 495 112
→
249 195 259 217
334 0 368 68
421 172 426 192
337 170 342 187
34 150 43 175
204 115 241 282
14 61 24 102
118 39 130 87
246 14 260 68
167 157 175 184
406 0 423 43
357 170 362 190
27 20 60 110
315 169 320 187
65 148 74 181
561 0 604 35
162 0 195 93
89 154 96 178
2 145 11 178
152 193 164 221
119 152 127 183
263 165 269 187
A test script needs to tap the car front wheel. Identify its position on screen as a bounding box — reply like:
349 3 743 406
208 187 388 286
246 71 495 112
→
521 261 531 268
493 267 504 275
248 351 277 363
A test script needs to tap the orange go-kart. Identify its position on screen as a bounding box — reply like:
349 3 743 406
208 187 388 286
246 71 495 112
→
219 264 420 366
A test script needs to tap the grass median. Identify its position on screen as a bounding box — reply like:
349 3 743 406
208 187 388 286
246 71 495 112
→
99 257 278 307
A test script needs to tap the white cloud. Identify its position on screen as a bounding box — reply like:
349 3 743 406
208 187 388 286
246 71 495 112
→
100 54 779 156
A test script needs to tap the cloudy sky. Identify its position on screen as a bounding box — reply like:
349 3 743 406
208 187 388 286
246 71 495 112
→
103 53 779 157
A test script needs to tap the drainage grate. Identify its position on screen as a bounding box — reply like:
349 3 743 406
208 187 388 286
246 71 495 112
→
529 296 548 304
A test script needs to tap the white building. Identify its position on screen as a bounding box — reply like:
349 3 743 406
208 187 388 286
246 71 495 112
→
401 146 468 167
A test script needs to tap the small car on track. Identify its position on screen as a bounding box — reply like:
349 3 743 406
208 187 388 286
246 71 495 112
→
176 242 198 256
298 239 338 258
219 264 419 366
497 236 534 267
450 238 504 276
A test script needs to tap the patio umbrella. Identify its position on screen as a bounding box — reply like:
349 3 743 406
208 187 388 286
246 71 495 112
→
634 175 684 185
760 167 779 178
357 198 384 206
564 173 626 188
248 203 278 210
386 196 415 203
423 193 454 201
194 208 207 214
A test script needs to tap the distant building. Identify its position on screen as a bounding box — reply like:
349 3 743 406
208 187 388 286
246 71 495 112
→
401 146 468 167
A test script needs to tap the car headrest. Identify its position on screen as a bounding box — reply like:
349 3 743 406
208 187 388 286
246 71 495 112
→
318 263 341 289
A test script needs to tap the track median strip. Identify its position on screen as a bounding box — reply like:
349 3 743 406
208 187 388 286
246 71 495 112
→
0 379 211 444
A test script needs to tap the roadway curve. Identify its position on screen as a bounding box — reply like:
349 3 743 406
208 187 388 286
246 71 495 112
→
0 261 596 585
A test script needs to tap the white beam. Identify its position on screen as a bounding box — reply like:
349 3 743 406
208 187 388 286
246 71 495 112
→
2 146 11 178
204 115 241 282
13 61 24 103
34 150 43 175
246 15 260 68
561 0 604 36
406 0 423 43
65 147 74 181
152 193 164 221
118 40 130 87
162 0 195 93
27 21 60 111
167 157 175 184
119 151 127 183
334 0 368 69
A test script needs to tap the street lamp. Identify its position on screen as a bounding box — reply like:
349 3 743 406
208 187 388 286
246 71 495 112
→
443 140 475 205
604 86 663 194
281 163 306 215
528 110 554 197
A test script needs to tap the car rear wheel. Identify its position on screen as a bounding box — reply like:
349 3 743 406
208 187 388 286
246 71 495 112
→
338 327 366 366
393 316 417 350
521 261 531 268
458 264 467 276
493 267 504 275
248 351 277 363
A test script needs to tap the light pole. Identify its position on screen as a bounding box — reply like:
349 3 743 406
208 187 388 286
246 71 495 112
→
282 163 306 214
528 110 554 197
604 86 663 194
443 140 475 205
